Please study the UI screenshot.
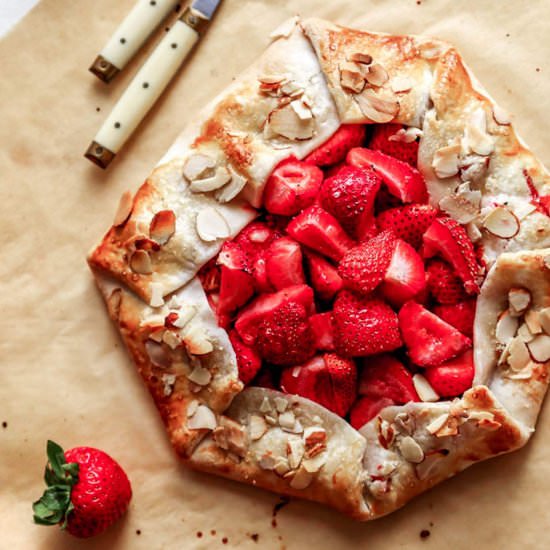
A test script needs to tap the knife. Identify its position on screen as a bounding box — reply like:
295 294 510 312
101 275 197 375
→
90 0 181 83
85 0 221 169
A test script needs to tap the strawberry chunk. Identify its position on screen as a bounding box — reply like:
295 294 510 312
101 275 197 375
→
310 312 335 351
286 205 355 262
359 354 419 403
399 301 472 367
235 285 314 345
319 165 382 238
280 353 357 417
256 301 315 366
426 259 469 304
422 217 480 295
381 239 426 308
350 396 395 429
338 231 396 296
265 237 306 290
229 330 262 385
198 257 220 293
433 299 476 338
424 350 474 397
304 250 343 301
347 147 428 204
368 123 419 166
333 290 402 357
264 158 323 216
305 124 367 166
376 204 438 249
217 242 255 316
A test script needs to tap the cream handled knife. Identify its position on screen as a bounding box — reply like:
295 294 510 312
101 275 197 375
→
90 0 181 83
85 0 221 169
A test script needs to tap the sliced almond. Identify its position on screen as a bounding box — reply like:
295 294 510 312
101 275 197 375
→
149 210 176 245
539 308 550 334
398 436 424 463
216 165 247 203
259 397 273 414
389 127 422 143
149 282 164 308
183 154 216 181
517 323 534 343
355 89 399 123
161 373 176 396
527 334 550 363
525 310 543 335
172 304 197 329
188 404 217 430
150 325 166 342
274 397 289 413
413 374 440 402
302 452 327 473
466 221 483 243
268 104 315 140
278 411 296 430
280 80 304 98
364 63 389 87
162 329 181 350
483 207 520 239
432 143 461 178
273 457 291 477
286 436 305 469
439 185 482 224
507 337 531 371
492 104 512 125
258 453 276 470
183 324 213 355
390 76 414 93
508 288 531 316
187 399 199 417
339 62 365 94
187 365 212 386
258 73 287 85
249 415 267 441
459 154 489 183
290 99 313 120
130 249 153 275
195 207 231 242
426 413 450 435
495 310 520 345
289 466 313 489
348 52 373 65
464 123 494 156
190 166 232 193
467 410 495 423
303 427 327 458
113 190 133 227
213 417 247 457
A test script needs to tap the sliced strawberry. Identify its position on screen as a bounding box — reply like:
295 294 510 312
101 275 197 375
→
368 123 419 166
280 353 357 417
198 257 220 293
433 300 476 338
309 312 335 351
424 350 474 397
256 301 315 366
376 204 438 249
422 217 480 295
265 237 305 290
425 259 469 305
333 290 402 357
319 165 382 238
305 124 367 166
264 158 323 216
359 354 419 403
228 330 262 385
304 250 343 301
338 231 396 296
251 255 273 293
217 242 255 315
347 147 428 204
399 301 472 367
286 205 355 262
349 396 395 430
235 285 314 345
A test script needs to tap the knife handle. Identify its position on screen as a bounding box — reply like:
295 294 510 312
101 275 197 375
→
86 14 203 168
90 0 180 83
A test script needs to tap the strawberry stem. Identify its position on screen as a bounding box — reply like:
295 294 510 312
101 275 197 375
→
32 440 79 529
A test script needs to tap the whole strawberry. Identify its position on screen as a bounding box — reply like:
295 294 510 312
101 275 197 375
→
33 440 132 538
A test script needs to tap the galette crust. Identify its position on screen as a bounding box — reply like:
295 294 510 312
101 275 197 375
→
88 18 550 520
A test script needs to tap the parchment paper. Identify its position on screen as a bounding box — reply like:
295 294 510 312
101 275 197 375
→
1 1 549 548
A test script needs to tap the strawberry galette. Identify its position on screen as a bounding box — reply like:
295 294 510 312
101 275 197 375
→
88 18 550 520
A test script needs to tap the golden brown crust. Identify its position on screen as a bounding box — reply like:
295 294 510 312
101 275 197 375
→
88 17 550 521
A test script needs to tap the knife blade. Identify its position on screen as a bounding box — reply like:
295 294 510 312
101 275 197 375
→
85 0 222 169
89 0 181 83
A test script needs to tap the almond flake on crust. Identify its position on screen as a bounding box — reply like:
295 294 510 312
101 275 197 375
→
249 415 268 441
259 397 273 414
268 103 315 140
426 413 450 435
462 109 494 156
195 207 231 242
390 76 414 93
113 190 133 227
257 452 277 471
364 63 389 87
183 324 213 355
289 466 313 489
216 165 247 203
492 104 512 125
348 52 373 65
339 61 365 94
539 308 550 335
278 411 296 430
149 282 164 308
290 99 313 120
413 374 440 402
302 452 327 474
171 305 197 329
525 310 543 335
482 207 520 239
389 127 422 143
161 373 176 396
438 183 481 224
507 337 531 371
162 329 181 350
496 310 520 345
130 249 153 275
183 154 216 181
354 89 399 123
398 436 425 463
190 166 232 193
287 436 305 469
274 397 289 413
145 340 171 368
213 417 247 457
187 365 212 386
303 427 327 458
188 404 217 431
149 210 176 245
527 334 550 363
432 143 461 178
508 288 531 317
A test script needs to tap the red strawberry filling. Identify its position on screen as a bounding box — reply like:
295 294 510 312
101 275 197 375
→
198 123 485 430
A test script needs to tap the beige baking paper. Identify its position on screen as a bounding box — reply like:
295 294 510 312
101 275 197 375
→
1 0 549 548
